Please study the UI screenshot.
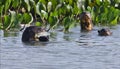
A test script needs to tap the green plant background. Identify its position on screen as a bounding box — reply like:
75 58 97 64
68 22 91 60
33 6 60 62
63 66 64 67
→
0 0 120 31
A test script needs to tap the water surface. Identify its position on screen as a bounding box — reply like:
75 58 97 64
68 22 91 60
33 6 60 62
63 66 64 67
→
0 25 120 69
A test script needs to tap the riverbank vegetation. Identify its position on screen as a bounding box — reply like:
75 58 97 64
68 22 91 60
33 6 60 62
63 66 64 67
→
0 0 120 32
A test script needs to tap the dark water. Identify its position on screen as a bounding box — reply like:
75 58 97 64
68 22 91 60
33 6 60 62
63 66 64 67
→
0 25 120 69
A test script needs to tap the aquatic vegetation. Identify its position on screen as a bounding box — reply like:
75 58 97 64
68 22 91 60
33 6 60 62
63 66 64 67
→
84 0 120 26
0 0 120 32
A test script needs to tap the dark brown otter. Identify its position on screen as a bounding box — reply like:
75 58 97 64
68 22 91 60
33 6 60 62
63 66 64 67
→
98 28 112 36
22 26 49 42
79 12 93 31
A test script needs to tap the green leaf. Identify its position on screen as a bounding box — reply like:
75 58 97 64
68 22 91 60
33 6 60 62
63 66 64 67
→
55 4 62 11
35 22 42 26
73 3 80 14
50 11 58 17
0 5 4 15
3 15 11 29
12 0 20 8
39 0 48 5
63 17 70 27
96 0 101 6
22 13 33 24
110 16 118 25
13 14 23 28
49 0 58 9
36 2 46 16
41 10 48 19
4 0 11 14
36 2 41 16
48 16 57 27
24 0 31 11
63 17 75 32
9 10 16 23
0 5 4 23
47 1 52 12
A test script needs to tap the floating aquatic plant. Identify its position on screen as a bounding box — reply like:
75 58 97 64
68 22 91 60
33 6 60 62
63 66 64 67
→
0 0 120 31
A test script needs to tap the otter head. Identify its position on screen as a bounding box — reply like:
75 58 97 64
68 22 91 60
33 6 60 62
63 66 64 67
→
79 12 93 32
22 26 49 42
98 28 112 36
35 30 49 42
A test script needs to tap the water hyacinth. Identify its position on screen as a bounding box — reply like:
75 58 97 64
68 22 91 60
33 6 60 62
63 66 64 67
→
0 0 120 31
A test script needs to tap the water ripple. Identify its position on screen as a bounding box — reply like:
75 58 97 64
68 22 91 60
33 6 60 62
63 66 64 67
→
0 25 120 69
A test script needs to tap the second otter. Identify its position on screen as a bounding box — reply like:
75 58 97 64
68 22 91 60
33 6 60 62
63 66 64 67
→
98 28 112 36
79 12 93 32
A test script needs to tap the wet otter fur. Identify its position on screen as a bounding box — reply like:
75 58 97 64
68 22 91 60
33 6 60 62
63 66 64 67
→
79 12 93 32
22 26 49 42
98 28 112 36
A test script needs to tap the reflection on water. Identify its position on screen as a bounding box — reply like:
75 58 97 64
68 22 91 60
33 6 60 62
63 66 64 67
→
0 25 120 69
